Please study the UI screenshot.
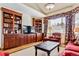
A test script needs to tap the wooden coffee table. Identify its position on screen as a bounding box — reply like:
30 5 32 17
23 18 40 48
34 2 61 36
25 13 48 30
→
35 41 60 56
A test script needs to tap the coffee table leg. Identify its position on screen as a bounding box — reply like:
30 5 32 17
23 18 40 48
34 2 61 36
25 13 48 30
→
35 47 37 56
57 45 59 52
47 52 50 56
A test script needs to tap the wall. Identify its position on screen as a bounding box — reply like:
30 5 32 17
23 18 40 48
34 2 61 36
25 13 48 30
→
22 14 32 26
0 9 2 48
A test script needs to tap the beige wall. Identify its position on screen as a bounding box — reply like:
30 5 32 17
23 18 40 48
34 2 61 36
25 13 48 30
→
0 9 2 48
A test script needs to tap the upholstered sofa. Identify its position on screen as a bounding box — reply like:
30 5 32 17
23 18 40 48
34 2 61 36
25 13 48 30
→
60 50 79 56
44 32 61 43
59 41 79 56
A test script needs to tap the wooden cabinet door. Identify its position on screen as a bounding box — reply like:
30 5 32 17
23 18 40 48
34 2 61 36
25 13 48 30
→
31 34 34 43
32 34 37 42
27 34 31 43
4 35 15 49
19 34 23 45
15 34 19 47
31 34 36 43
24 34 28 44
27 34 33 43
28 34 37 43
37 33 43 42
9 35 15 48
4 35 10 49
22 34 25 45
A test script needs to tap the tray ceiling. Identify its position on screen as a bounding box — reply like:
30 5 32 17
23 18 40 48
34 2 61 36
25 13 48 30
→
24 3 77 16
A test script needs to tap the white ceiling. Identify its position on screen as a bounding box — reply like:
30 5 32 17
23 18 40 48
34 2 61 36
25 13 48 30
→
24 3 77 16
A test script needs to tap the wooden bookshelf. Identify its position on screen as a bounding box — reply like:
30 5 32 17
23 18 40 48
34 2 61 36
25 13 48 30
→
33 18 42 33
2 7 22 34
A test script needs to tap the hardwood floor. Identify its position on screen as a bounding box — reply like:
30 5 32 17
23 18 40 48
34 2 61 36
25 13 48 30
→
0 41 42 54
11 44 65 56
0 41 65 56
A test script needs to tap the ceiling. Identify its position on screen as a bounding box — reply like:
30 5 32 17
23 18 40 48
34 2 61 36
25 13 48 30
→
23 3 77 16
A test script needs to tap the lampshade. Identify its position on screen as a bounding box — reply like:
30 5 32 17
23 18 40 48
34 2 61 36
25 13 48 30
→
45 3 55 10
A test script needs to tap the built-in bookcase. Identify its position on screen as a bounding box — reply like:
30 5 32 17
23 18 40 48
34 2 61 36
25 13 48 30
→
33 18 42 33
2 7 22 34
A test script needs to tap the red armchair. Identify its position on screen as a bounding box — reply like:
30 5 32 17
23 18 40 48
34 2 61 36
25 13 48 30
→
44 32 61 43
59 41 79 56
0 52 9 56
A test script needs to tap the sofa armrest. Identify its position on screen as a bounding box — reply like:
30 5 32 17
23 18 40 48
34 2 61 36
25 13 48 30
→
62 50 79 56
65 42 79 52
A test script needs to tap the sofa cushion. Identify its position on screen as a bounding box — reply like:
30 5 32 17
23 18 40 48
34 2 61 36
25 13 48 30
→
65 42 79 52
49 36 54 38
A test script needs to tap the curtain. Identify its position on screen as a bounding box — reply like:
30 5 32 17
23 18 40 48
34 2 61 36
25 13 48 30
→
65 12 75 43
43 18 48 37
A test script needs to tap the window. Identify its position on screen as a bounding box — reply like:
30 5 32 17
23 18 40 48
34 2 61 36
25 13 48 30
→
47 17 66 44
74 13 79 36
47 17 66 35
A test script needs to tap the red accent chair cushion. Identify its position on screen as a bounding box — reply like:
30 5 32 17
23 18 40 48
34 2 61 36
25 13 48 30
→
0 52 9 56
